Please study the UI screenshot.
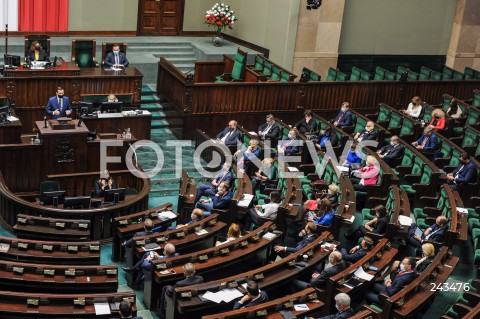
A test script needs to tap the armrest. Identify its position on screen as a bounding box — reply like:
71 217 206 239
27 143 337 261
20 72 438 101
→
306 173 320 181
299 164 316 175
365 113 378 121
418 195 441 207
385 157 402 168
396 165 413 176
463 291 480 305
452 303 472 318
219 73 233 81
423 207 442 217
404 174 421 184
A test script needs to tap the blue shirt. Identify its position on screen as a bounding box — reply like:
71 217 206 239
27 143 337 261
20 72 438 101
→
313 209 335 226
346 150 362 165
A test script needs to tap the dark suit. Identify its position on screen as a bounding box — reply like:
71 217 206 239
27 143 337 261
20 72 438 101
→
269 234 318 261
279 137 301 155
292 260 347 291
94 179 117 197
317 308 356 319
46 96 73 119
216 127 240 145
124 229 153 248
196 190 233 216
334 110 353 127
233 291 269 309
340 247 368 264
416 256 434 273
449 160 478 190
295 118 318 134
346 215 390 244
415 133 438 152
157 275 204 319
195 170 233 202
258 122 280 140
105 51 129 67
26 49 49 62
365 271 417 304
407 223 446 251
355 129 378 142
379 144 404 160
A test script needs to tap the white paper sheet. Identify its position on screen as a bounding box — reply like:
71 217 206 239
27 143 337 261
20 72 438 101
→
94 303 111 315
237 194 254 208
354 267 374 281
398 215 413 226
221 288 244 303
202 291 224 304
294 304 310 311
158 211 177 219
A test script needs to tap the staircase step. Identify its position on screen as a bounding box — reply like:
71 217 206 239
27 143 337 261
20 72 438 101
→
151 119 170 128
141 104 163 111
141 96 159 103
151 111 166 120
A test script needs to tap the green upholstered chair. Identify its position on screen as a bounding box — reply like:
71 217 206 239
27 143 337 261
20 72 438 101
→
72 39 99 68
360 71 371 81
430 70 442 80
309 70 321 81
419 66 432 80
267 65 282 81
407 70 419 80
336 70 348 81
453 70 464 80
215 48 247 82
442 66 454 80
472 91 480 108
24 34 51 58
396 65 409 80
249 55 265 71
101 42 127 66
350 66 362 81
374 66 386 80
385 70 396 80
392 147 415 176
326 67 337 81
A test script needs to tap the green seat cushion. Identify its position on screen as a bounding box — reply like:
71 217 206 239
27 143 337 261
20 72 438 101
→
413 208 427 219
399 185 415 194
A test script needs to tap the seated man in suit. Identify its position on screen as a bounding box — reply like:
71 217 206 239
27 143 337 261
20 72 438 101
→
411 126 438 159
123 243 178 290
217 120 240 146
233 280 269 309
95 169 117 197
117 300 143 319
277 128 301 156
269 222 318 261
46 87 72 119
291 251 346 291
196 181 233 217
365 257 417 305
340 236 374 264
353 120 377 142
157 263 204 319
308 293 355 319
446 152 478 190
258 114 280 142
407 215 448 253
26 41 49 62
195 161 233 203
295 109 318 134
105 43 129 67
123 218 154 249
172 208 203 229
332 102 353 128
234 139 261 171
377 135 404 164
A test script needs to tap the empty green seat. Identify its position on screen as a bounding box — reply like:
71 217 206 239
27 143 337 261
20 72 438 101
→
385 70 396 80
407 70 419 80
336 71 348 81
251 55 265 71
374 66 386 80
378 105 391 122
430 71 442 80
388 112 403 130
350 67 362 81
419 66 432 80
326 67 337 81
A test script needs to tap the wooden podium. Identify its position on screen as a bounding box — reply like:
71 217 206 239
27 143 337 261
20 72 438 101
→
36 120 90 176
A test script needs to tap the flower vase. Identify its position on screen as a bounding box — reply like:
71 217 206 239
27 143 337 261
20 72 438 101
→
212 29 224 47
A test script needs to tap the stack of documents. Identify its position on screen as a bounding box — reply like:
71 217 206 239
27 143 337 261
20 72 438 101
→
202 288 243 303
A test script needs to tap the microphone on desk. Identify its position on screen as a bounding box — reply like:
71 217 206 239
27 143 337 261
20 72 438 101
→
52 56 57 68
77 115 83 127
109 124 124 137
43 116 48 128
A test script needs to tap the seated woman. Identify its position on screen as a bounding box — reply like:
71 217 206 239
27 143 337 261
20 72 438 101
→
25 41 49 62
428 108 446 131
302 184 340 219
447 99 463 119
94 169 117 197
401 96 423 119
343 142 362 167
243 191 281 232
344 205 390 244
107 94 119 102
316 127 339 149
215 223 241 246
251 158 276 191
388 243 435 276
350 155 379 191
307 198 335 227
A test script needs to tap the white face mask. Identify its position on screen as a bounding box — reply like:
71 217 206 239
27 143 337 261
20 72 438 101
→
400 263 405 272
336 305 341 312
390 141 394 146
365 126 369 131
287 134 292 139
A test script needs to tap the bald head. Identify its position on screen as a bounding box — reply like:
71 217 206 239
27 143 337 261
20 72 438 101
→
329 251 342 265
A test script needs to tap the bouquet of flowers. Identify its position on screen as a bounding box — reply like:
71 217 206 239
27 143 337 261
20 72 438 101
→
204 3 237 34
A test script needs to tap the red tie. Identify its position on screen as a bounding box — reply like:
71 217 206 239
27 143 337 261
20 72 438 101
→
421 136 429 147
337 113 344 123
283 139 293 151
397 271 404 276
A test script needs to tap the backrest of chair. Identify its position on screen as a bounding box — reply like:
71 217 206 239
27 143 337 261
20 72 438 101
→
472 90 480 108
407 70 419 80
385 70 396 80
464 66 475 79
231 49 247 81
326 67 337 81
466 108 480 126
400 118 414 136
402 148 414 166
101 42 127 65
420 66 432 80
462 128 478 148
336 70 348 81
40 181 60 194
262 60 273 75
443 66 454 79
269 65 281 81
375 66 386 80
309 70 321 82
25 35 50 57
430 70 442 80
350 66 362 81
378 104 391 122
453 70 464 80
72 39 97 68
253 55 265 70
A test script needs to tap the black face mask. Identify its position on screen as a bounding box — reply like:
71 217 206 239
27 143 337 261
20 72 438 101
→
35 46 41 50
58 95 64 98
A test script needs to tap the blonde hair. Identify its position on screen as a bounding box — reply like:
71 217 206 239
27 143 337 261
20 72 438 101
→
412 96 422 107
421 243 435 257
328 183 340 194
107 94 118 102
262 158 275 166
431 108 445 118
366 155 378 166
226 223 241 239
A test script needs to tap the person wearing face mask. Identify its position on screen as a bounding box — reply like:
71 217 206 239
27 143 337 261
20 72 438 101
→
215 223 241 246
350 155 379 191
307 198 335 227
26 40 49 62
195 181 233 217
94 169 117 197
106 94 119 103
411 126 439 159
377 135 404 164
105 43 129 68
171 208 203 229
258 114 280 141
447 98 463 119
277 128 300 156
194 161 232 203
242 191 281 232
388 243 435 277
446 152 478 191
332 102 353 128
427 108 446 131
307 293 355 319
46 87 72 119
344 205 389 244
407 215 448 254
302 184 340 219
340 236 374 264
295 109 318 134
216 120 240 145
343 142 362 167
353 120 377 142
401 96 423 119
365 257 417 305
317 127 339 149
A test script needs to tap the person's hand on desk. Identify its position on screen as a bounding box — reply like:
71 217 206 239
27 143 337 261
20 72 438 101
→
53 110 60 116
274 245 285 253
65 110 71 116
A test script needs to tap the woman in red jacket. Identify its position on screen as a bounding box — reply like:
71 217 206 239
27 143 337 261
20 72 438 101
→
428 108 445 131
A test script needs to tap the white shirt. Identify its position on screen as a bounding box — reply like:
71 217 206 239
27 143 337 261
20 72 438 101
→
406 103 422 118
257 203 280 220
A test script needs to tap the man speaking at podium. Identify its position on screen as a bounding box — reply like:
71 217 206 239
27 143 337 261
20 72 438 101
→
46 87 72 119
